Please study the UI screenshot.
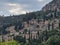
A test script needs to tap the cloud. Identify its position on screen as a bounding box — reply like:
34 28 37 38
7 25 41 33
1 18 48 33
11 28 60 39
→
6 3 28 15
0 0 52 16
8 3 18 6
9 8 26 14
37 0 44 2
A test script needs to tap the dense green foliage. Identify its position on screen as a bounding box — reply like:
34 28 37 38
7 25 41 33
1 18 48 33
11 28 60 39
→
44 35 60 45
12 29 60 45
0 40 20 45
0 0 60 45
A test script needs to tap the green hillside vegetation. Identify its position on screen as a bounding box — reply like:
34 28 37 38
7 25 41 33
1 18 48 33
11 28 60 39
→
0 30 60 45
0 0 60 45
0 40 20 45
12 29 60 45
44 35 60 45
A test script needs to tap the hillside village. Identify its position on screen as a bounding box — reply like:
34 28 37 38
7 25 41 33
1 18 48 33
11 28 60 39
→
0 13 60 42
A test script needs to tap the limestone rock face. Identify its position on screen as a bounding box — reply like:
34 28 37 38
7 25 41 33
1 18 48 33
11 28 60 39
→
42 0 60 12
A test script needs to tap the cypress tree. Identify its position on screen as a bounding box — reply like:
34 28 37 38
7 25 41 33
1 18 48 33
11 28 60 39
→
28 30 30 43
52 23 54 30
48 23 51 30
37 31 39 39
54 8 57 18
59 20 60 29
45 30 48 41
30 33 32 40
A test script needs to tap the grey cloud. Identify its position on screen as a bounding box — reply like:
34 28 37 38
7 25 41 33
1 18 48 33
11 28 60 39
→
0 0 52 16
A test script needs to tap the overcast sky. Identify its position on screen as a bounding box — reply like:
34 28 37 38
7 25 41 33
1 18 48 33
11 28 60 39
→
0 0 52 16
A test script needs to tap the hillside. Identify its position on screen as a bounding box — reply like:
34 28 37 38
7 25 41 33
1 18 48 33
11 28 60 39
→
0 0 60 45
0 0 60 34
42 0 60 12
0 40 20 45
0 0 60 25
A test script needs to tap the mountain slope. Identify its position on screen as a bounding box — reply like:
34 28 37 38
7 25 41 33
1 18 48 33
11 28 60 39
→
0 0 60 29
42 0 60 12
